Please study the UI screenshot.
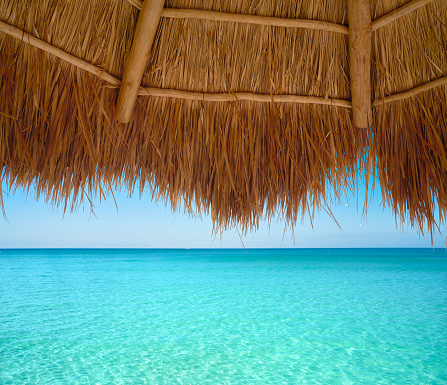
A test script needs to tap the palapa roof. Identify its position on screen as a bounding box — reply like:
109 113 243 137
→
0 0 446 239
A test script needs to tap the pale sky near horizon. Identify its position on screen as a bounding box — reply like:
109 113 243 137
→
1 184 445 248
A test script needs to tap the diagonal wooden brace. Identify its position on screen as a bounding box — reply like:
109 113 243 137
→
115 0 165 123
348 0 372 129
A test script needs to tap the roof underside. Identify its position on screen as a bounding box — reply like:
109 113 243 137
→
0 0 446 238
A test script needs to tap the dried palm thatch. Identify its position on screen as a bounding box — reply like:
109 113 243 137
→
0 0 446 239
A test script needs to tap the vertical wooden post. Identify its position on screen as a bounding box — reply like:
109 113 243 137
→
115 0 165 123
347 0 372 128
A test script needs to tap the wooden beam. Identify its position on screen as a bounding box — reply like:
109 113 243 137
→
371 0 434 31
347 0 372 128
115 0 165 123
126 1 349 34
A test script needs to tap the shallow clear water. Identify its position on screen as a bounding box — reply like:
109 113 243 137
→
1 248 446 384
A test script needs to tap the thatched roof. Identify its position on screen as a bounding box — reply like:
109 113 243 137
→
1 0 446 239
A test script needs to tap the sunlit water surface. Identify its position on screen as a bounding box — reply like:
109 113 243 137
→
1 248 446 384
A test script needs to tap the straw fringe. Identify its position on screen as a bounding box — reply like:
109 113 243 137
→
371 0 447 239
0 0 446 240
374 86 447 239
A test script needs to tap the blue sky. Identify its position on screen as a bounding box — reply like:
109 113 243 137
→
1 184 445 248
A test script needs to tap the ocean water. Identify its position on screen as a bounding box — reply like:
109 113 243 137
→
0 249 446 384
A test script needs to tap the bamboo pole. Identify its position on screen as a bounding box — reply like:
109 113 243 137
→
126 0 144 9
347 0 372 128
0 21 120 86
126 1 349 34
139 87 352 107
371 0 434 31
374 76 447 106
161 8 349 34
115 0 165 123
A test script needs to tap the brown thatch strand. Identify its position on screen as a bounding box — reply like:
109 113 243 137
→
371 0 435 30
126 1 350 34
115 0 165 123
0 0 446 241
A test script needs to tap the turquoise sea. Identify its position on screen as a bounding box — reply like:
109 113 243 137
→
0 248 446 384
